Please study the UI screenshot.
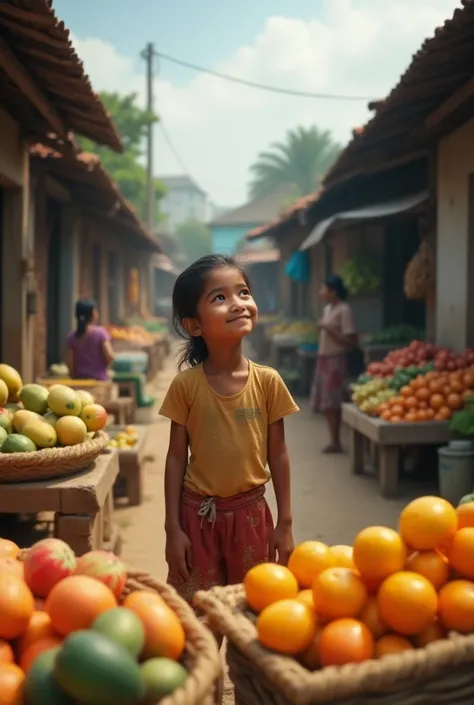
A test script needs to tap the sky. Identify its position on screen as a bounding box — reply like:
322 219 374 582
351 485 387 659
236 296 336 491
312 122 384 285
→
54 0 460 208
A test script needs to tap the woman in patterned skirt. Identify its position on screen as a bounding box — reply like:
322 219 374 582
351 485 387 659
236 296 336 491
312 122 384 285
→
311 275 357 453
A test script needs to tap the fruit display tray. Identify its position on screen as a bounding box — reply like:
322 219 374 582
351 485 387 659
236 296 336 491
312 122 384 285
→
195 584 474 705
0 431 109 483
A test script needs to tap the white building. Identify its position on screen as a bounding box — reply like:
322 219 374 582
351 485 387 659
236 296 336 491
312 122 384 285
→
158 175 207 232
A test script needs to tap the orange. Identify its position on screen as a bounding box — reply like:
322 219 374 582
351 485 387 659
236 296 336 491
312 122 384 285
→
391 404 404 417
0 540 20 560
457 502 474 529
330 545 355 570
399 496 458 551
430 394 444 410
46 575 117 635
447 528 474 579
296 589 315 611
447 393 462 410
353 526 406 583
438 580 474 633
318 619 374 667
377 572 438 636
359 596 388 639
0 663 25 705
299 630 322 670
415 621 446 647
15 611 57 658
374 634 414 658
436 407 452 421
124 589 185 660
312 568 367 621
19 636 63 673
390 416 403 423
405 550 450 590
0 641 14 665
0 572 34 639
288 542 334 589
0 559 23 580
400 386 412 398
257 599 316 655
415 387 430 402
405 396 418 410
122 590 164 610
244 563 298 612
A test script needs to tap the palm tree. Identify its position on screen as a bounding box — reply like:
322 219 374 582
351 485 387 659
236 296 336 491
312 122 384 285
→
248 126 341 199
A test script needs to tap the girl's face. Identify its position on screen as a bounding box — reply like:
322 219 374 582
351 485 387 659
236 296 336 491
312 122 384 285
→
188 266 258 343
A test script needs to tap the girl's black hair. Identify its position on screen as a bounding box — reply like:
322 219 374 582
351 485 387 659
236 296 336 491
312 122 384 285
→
325 274 348 301
74 299 96 338
172 254 251 369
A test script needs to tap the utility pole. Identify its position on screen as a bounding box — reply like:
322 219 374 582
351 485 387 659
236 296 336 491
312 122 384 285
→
141 43 156 231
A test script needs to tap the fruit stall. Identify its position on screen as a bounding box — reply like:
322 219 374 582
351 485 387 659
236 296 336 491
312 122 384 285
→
264 319 318 394
196 495 474 705
0 364 120 555
107 319 170 382
344 340 474 497
0 538 222 705
108 425 151 507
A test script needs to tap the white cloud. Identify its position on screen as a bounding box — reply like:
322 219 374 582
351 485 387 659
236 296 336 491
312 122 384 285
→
72 0 460 207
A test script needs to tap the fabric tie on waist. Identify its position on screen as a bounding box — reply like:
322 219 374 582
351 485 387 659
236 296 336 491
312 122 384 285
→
183 485 266 528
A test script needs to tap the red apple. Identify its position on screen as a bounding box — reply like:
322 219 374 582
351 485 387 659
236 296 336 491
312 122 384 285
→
75 550 126 598
24 538 76 597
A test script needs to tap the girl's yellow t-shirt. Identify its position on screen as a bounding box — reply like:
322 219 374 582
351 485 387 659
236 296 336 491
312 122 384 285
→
159 361 299 498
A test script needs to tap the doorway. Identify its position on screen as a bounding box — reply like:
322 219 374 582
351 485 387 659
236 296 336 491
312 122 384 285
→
46 198 62 368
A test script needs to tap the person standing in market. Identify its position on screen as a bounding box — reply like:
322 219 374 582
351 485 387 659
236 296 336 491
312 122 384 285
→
66 299 116 381
311 275 357 453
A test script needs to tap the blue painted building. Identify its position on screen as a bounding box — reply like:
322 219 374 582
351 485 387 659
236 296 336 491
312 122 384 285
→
209 184 295 255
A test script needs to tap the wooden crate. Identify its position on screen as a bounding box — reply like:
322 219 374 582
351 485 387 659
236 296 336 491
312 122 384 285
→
109 425 150 506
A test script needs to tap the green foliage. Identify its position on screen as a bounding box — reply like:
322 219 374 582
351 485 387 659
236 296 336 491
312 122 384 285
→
248 126 340 199
175 219 212 264
340 255 382 296
76 91 165 221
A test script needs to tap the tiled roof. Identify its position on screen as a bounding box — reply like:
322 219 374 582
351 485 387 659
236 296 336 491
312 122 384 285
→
210 183 298 228
323 0 474 188
246 191 320 240
0 1 122 151
31 142 161 251
235 248 280 265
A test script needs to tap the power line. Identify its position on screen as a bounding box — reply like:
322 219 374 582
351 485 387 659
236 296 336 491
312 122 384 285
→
155 49 375 101
158 120 195 179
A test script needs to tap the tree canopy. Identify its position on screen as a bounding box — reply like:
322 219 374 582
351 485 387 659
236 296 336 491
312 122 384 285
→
248 126 341 200
175 219 212 264
76 91 165 221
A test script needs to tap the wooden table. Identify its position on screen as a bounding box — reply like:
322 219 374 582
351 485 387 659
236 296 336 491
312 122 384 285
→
109 425 150 506
342 403 452 497
0 452 120 556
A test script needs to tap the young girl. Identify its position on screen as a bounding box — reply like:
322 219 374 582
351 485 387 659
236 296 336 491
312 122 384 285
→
160 255 299 603
66 299 115 381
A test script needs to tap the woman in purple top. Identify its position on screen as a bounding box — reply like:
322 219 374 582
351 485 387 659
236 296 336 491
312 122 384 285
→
66 299 115 381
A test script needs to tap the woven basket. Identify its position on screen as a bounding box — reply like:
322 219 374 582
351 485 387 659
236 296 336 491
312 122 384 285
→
0 431 109 483
195 584 474 705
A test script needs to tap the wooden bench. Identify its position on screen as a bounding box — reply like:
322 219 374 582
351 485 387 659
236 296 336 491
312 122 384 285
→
342 403 452 497
104 397 135 425
109 425 150 506
0 451 120 555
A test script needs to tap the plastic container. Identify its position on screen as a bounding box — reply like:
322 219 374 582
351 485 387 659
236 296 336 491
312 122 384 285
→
438 440 474 506
112 352 148 374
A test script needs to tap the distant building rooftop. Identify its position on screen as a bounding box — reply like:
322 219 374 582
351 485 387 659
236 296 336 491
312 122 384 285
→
209 183 297 228
158 174 206 196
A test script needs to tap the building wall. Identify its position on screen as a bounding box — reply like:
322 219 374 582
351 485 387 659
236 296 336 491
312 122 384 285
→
436 117 474 350
0 109 24 187
161 186 207 233
211 224 254 255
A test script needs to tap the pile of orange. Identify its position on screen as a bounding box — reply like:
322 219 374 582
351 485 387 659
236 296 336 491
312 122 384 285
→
244 496 474 669
376 369 474 423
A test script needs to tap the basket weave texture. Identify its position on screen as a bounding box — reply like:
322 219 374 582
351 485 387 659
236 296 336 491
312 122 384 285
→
0 431 109 482
195 584 474 705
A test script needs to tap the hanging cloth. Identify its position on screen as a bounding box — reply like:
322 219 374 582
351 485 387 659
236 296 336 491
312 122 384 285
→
284 251 310 282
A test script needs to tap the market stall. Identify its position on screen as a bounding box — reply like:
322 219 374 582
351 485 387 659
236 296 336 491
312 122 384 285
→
264 319 318 394
345 340 474 496
108 424 151 506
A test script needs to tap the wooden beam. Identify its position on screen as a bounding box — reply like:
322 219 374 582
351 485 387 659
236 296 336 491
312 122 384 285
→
41 174 71 204
425 76 474 132
0 38 66 137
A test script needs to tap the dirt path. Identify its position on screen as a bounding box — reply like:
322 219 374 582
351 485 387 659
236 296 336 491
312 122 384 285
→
119 354 412 703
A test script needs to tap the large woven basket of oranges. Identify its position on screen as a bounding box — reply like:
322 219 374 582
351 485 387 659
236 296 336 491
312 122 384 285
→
195 495 474 705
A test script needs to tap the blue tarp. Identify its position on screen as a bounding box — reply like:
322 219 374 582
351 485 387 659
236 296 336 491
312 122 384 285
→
285 251 310 282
